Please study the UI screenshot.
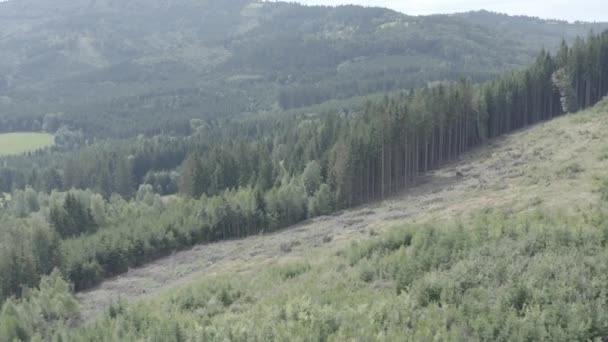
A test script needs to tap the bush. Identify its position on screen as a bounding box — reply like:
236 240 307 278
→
0 270 78 340
599 178 608 202
273 262 311 280
556 162 585 179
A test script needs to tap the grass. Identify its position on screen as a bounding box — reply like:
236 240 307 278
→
0 132 54 156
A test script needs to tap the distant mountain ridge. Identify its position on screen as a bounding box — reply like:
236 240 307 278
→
0 0 606 137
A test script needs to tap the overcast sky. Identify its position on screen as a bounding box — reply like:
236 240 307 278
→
295 0 608 22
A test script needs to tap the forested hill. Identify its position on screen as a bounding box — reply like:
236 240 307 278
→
0 0 606 137
454 10 607 49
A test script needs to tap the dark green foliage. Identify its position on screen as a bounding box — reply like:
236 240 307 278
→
0 216 61 302
0 135 188 197
557 162 585 178
143 171 178 195
57 187 271 291
50 193 98 238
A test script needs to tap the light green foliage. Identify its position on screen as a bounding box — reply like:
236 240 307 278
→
265 178 308 229
302 161 322 196
598 178 608 202
552 67 578 113
0 270 78 341
89 193 107 227
135 184 156 205
272 262 312 281
0 133 54 157
10 190 27 218
11 188 43 219
307 183 334 218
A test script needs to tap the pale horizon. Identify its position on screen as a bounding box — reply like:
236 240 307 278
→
294 0 608 23
1 0 606 22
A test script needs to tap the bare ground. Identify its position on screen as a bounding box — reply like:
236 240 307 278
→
77 110 608 321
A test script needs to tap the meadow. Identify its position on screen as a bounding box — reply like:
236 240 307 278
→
0 132 54 156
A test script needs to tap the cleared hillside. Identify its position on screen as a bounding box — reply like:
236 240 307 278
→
74 99 608 328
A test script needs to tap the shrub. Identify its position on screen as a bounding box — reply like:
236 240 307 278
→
556 162 584 179
273 262 311 281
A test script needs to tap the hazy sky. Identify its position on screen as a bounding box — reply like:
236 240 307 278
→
295 0 608 22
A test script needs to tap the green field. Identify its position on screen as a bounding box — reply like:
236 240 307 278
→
0 132 55 156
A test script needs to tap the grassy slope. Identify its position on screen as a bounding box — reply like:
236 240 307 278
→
62 101 608 340
0 132 54 156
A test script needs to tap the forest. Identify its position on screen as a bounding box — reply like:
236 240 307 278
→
0 0 606 137
1 30 608 309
